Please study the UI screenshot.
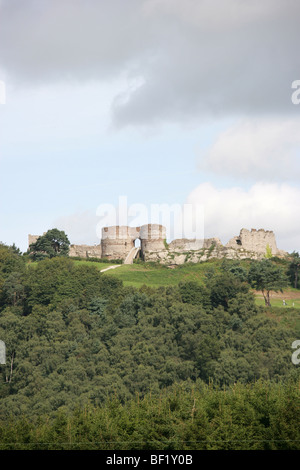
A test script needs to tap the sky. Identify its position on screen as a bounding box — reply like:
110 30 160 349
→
0 0 299 253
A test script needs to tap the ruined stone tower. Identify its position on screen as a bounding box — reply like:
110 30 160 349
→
226 228 279 256
139 224 166 257
101 226 140 260
101 224 166 261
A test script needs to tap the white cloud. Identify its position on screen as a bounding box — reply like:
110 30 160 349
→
186 182 300 252
198 118 300 181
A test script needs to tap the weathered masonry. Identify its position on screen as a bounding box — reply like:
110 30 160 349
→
28 226 287 265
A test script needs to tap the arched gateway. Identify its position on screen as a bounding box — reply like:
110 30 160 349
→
101 224 166 262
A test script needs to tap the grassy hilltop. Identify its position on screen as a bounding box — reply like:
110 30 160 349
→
71 257 300 308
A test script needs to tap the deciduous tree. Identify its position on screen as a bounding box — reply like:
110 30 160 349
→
29 228 70 260
248 260 288 306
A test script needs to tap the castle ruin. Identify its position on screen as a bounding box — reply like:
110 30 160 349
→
28 225 287 265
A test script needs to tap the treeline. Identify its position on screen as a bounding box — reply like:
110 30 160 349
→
0 379 299 450
0 243 298 425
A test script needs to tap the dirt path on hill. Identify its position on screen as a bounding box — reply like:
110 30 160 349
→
100 265 122 273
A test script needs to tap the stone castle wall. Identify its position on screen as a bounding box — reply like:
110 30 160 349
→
100 224 167 260
28 234 102 259
28 226 287 264
28 234 46 246
101 226 140 260
133 227 287 265
168 237 222 253
69 244 102 258
226 228 278 255
139 224 166 256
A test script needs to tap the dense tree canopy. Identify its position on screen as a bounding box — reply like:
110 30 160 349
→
0 242 299 449
0 253 298 420
289 251 300 289
28 229 70 260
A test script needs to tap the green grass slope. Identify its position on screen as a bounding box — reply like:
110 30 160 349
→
72 257 300 308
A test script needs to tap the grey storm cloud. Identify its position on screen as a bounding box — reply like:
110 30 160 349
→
1 0 299 126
